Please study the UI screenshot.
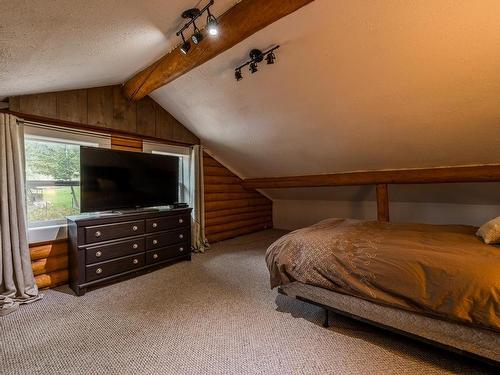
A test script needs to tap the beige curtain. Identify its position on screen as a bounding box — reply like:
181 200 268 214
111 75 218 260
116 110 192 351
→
0 113 42 316
189 145 209 252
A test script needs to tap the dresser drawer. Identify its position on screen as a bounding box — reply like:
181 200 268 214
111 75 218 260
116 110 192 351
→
146 244 188 264
146 228 189 250
85 237 145 264
86 253 145 282
85 220 145 244
146 214 189 233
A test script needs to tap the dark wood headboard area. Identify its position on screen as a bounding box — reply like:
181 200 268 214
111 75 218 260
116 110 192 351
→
242 164 500 222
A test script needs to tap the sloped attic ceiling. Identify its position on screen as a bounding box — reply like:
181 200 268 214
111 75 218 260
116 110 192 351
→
0 0 237 98
152 0 500 181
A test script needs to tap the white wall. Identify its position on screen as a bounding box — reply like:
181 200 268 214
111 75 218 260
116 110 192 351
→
273 199 500 231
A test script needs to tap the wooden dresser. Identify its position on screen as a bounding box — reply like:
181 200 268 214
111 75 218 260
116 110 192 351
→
67 208 191 296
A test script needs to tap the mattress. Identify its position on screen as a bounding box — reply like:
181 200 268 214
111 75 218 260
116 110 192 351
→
280 282 500 363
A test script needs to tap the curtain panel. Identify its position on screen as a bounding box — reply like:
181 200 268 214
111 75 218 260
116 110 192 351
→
0 113 42 316
189 145 209 252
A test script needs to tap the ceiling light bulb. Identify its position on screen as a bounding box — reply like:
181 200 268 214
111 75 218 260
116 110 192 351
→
207 13 219 36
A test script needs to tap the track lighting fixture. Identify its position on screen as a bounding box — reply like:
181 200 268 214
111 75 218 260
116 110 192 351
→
234 45 280 81
179 32 191 55
176 1 219 55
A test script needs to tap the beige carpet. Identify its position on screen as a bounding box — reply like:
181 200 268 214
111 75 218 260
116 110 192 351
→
1 230 496 374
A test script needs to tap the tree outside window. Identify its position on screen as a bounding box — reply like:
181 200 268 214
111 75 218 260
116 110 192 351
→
25 139 81 224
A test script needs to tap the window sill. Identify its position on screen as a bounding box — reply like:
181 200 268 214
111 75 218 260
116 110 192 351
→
28 223 68 244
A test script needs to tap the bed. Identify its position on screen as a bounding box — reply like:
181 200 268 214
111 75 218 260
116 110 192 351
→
266 218 500 364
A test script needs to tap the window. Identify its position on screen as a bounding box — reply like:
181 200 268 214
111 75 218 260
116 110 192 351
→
143 142 192 203
23 123 110 242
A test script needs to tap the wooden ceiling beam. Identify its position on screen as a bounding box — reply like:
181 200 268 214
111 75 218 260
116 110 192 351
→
123 0 314 101
241 165 500 189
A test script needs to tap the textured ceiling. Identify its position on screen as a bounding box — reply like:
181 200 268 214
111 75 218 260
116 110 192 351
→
0 0 237 98
1 0 500 205
152 0 500 182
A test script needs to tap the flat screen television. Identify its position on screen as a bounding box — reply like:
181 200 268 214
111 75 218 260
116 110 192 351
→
80 146 179 213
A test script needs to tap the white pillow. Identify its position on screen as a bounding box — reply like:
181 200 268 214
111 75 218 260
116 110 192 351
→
476 216 500 244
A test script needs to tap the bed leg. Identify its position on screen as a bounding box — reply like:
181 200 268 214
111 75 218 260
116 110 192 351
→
323 308 330 328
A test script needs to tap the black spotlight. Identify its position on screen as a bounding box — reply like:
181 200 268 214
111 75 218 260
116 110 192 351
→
249 62 258 74
235 69 243 81
179 32 191 55
191 21 203 45
266 52 276 65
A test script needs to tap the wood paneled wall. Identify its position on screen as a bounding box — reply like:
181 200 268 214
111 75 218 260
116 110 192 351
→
8 85 199 145
204 152 273 243
30 240 69 289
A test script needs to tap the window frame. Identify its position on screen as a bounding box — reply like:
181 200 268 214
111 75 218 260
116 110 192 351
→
23 123 111 244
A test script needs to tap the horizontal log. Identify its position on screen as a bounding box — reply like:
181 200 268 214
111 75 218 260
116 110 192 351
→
205 175 242 185
205 204 272 219
205 210 272 227
205 198 271 211
204 184 253 194
30 240 68 261
111 145 142 152
206 222 273 243
206 217 272 235
34 269 68 289
31 255 68 276
204 166 236 177
205 192 262 202
203 157 223 168
242 164 500 189
111 135 142 148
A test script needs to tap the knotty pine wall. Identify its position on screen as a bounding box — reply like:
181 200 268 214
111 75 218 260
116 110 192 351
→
204 152 273 243
7 85 199 145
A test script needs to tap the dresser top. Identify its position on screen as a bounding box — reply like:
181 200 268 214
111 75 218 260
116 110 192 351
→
67 207 191 226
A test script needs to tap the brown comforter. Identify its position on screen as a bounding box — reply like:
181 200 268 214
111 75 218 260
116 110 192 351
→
266 218 500 331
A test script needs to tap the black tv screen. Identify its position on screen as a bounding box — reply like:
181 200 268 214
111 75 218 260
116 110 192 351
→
80 147 179 212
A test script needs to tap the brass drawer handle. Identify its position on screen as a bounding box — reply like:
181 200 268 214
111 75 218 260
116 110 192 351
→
152 222 158 228
179 218 184 224
133 258 139 265
153 239 158 245
95 251 102 258
132 243 138 249
96 268 103 274
179 247 184 252
153 253 159 260
179 234 184 239
95 231 101 238
132 225 138 231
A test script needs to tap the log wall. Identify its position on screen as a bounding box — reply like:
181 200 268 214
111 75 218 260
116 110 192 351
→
30 240 69 289
204 152 273 243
